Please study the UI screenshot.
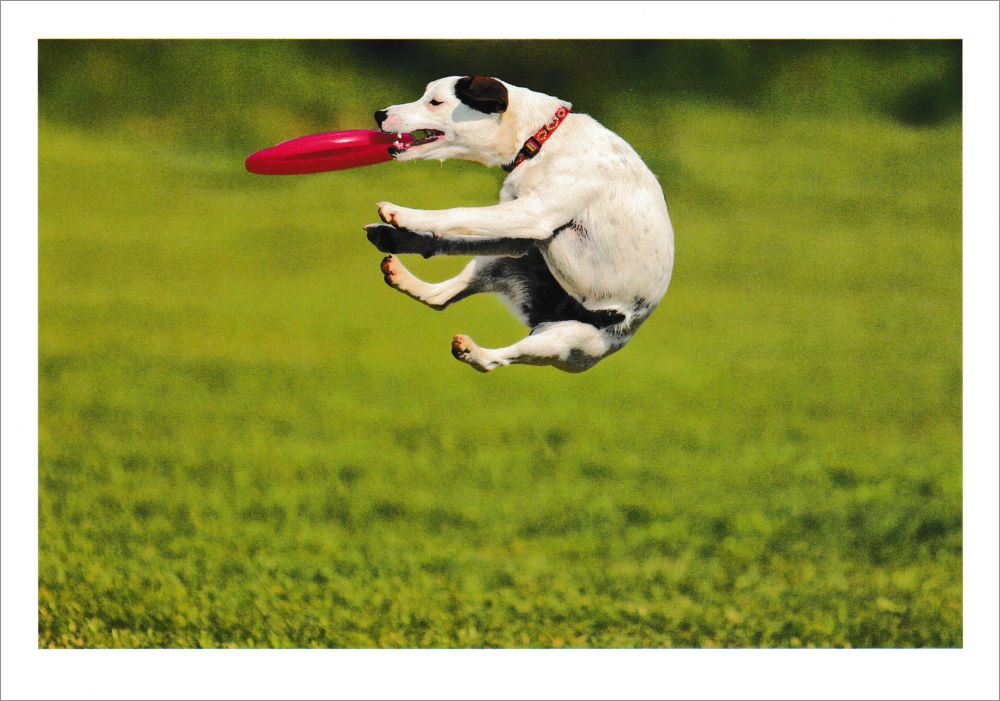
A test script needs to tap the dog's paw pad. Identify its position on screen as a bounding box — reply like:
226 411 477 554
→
451 334 472 357
380 255 398 278
451 335 489 372
452 335 499 373
381 256 415 294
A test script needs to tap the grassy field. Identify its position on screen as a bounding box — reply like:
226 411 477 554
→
38 104 962 648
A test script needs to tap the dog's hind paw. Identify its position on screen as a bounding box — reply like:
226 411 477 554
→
451 334 495 373
380 255 406 287
451 334 478 364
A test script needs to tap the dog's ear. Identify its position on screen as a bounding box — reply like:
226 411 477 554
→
454 76 508 114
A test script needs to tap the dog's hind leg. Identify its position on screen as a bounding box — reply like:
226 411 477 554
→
379 255 486 310
451 321 615 373
379 249 571 317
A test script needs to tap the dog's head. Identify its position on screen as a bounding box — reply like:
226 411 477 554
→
374 76 570 167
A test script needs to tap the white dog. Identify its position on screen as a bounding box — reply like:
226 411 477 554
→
365 76 674 373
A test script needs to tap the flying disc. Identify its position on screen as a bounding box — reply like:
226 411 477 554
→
245 130 413 175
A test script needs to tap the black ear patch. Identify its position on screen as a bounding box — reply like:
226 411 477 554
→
454 76 508 114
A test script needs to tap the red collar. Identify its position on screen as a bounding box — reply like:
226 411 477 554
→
502 106 571 173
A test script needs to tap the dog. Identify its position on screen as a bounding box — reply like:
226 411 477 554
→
365 76 674 373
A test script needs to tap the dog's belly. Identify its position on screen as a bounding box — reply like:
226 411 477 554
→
539 207 674 319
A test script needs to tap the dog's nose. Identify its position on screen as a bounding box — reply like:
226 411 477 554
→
374 110 388 128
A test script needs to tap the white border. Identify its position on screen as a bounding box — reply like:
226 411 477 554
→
3 2 998 700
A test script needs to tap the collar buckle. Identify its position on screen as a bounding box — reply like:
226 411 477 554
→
522 136 542 157
502 106 570 173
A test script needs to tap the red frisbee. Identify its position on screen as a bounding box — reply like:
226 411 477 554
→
245 129 412 175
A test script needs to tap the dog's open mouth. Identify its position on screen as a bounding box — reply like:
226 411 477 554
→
388 129 445 157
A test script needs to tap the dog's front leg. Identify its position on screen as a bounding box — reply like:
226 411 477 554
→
376 197 575 240
365 224 535 258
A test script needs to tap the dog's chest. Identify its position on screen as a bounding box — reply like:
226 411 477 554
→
499 178 520 203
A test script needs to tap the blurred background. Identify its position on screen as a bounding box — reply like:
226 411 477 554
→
38 40 962 648
39 40 961 149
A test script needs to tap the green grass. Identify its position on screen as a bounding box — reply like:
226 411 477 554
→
38 105 961 648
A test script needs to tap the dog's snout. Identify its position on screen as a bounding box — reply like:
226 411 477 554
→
374 110 388 128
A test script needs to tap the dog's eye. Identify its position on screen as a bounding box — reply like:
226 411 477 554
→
428 99 443 106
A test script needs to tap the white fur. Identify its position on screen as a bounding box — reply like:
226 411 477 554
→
371 77 675 373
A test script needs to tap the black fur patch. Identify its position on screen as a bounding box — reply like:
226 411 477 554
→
554 220 588 238
454 76 508 114
483 248 625 330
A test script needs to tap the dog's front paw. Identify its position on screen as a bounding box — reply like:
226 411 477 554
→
375 202 436 235
365 224 437 258
365 223 403 253
376 201 402 227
